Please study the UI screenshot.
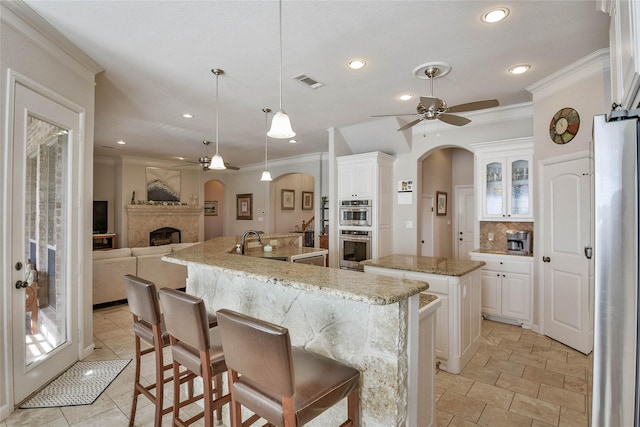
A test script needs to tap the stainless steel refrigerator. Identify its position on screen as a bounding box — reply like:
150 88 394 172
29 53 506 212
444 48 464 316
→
592 109 640 426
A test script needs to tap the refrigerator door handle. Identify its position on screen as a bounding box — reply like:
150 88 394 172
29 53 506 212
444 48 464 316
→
584 246 593 259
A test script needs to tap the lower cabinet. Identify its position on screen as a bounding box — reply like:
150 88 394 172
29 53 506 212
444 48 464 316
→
470 252 533 327
364 265 482 374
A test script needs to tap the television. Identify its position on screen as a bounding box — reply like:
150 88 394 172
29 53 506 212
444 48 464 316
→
93 200 108 234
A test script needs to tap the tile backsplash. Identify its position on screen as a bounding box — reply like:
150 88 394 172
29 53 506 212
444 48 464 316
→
479 222 534 252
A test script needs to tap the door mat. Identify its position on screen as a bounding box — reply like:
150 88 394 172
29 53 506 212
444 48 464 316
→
20 359 131 408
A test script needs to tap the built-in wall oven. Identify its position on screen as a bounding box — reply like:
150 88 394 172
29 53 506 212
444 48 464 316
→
339 200 372 227
339 229 371 271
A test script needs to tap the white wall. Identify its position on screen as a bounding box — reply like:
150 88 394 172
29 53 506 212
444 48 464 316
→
204 179 224 239
1 2 100 420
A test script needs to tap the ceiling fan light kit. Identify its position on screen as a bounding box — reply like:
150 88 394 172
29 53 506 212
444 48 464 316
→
268 0 296 139
209 68 226 170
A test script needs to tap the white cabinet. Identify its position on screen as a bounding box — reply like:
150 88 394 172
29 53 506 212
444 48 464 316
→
470 252 533 327
337 159 374 199
603 0 640 109
364 265 482 374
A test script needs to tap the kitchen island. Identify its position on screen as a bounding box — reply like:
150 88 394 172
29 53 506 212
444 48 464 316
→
164 234 430 426
362 255 485 374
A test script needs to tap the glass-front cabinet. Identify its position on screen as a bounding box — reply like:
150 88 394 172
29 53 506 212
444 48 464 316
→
476 139 533 221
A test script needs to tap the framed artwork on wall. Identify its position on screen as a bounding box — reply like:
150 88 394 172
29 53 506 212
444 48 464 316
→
204 200 218 216
236 194 253 220
436 191 448 216
302 191 313 210
146 167 180 201
281 189 295 210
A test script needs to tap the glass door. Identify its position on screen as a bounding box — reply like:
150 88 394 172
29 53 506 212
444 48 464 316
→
12 83 78 404
484 160 504 217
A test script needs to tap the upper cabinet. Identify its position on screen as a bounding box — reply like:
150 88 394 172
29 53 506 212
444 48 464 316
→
337 158 375 200
473 138 534 222
602 0 640 109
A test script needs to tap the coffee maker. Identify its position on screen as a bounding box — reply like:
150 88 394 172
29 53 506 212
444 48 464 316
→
506 230 531 254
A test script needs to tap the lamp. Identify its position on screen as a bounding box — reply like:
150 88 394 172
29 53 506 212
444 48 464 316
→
267 0 295 139
260 108 273 181
209 68 226 170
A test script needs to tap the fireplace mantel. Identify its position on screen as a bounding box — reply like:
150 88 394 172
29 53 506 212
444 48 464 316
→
126 204 203 247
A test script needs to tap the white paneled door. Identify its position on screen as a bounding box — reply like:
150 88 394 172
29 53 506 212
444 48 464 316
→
11 83 79 403
421 195 434 257
455 186 475 260
542 156 593 354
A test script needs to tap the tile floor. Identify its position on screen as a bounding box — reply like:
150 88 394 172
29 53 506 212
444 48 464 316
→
2 304 593 426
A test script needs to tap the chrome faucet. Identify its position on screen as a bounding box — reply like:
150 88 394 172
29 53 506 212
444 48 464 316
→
241 230 263 254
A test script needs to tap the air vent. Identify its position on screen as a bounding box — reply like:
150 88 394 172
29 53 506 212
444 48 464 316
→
292 74 324 89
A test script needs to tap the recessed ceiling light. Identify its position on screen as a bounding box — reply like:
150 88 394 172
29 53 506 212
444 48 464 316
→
508 64 531 75
482 8 509 23
289 139 298 144
182 113 194 119
116 140 126 145
347 59 367 70
399 94 413 101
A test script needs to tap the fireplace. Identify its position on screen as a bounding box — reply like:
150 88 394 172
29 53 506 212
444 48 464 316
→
150 227 181 246
126 205 202 248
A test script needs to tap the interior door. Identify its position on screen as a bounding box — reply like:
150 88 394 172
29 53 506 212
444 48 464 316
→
542 157 593 354
421 195 434 256
455 186 475 260
11 83 79 403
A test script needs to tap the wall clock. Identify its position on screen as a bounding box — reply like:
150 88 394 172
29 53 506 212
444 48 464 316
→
549 107 580 144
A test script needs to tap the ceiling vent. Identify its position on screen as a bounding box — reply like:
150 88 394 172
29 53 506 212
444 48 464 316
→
292 74 324 89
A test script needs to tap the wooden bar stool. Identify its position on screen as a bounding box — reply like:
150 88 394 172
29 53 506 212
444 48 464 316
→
123 275 217 427
158 288 231 427
216 309 361 427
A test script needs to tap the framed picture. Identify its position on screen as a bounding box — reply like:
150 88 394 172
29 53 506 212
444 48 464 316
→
436 191 448 216
302 191 314 210
236 194 253 220
281 189 295 210
204 200 218 216
146 167 180 201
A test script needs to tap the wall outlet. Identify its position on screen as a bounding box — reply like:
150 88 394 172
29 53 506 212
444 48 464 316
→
488 232 494 241
258 217 264 222
405 220 413 229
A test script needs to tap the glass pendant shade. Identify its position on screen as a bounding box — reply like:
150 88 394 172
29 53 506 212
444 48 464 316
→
260 170 273 181
267 110 296 139
209 153 226 170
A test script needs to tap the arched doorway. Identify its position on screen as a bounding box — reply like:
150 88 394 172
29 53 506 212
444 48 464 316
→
204 179 224 240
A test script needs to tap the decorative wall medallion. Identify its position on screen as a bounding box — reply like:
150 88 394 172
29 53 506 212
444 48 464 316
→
549 107 580 144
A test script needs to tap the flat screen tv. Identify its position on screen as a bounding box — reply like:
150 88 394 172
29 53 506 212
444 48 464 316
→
93 200 108 234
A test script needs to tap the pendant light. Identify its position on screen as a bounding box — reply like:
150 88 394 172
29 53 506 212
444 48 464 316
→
260 108 273 181
267 0 295 139
209 68 226 170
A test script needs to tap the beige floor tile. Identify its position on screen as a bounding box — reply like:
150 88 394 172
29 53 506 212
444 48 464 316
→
460 363 502 386
509 350 548 369
4 407 66 427
496 372 540 398
490 327 523 341
531 347 569 363
566 352 591 368
436 391 486 423
538 384 586 413
467 351 491 367
545 359 586 380
480 334 503 347
477 405 534 427
520 334 553 349
466 382 514 410
563 375 588 394
436 370 475 395
68 407 129 427
532 420 557 427
559 406 589 427
435 409 454 427
485 357 526 377
60 393 118 425
510 393 560 426
522 365 565 389
498 338 534 353
476 342 513 361
448 416 481 426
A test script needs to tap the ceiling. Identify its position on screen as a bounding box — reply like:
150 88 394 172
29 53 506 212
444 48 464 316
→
23 1 610 169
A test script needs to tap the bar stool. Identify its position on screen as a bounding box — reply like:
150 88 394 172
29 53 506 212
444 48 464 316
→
123 275 217 427
158 288 231 427
216 309 361 427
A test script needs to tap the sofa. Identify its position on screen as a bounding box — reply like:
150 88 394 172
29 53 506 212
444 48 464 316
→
92 243 197 305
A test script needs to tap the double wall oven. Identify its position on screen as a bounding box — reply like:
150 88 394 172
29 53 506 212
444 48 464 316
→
339 200 372 271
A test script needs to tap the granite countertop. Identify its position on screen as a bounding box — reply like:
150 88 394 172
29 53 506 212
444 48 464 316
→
361 254 485 276
471 248 534 257
165 234 428 305
243 245 327 261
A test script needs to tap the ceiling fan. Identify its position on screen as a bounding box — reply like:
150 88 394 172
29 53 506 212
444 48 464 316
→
177 141 240 171
373 65 499 131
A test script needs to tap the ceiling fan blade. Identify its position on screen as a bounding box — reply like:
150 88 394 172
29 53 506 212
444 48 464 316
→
372 113 418 118
438 114 471 126
224 162 240 170
447 99 499 113
397 118 424 131
419 96 442 110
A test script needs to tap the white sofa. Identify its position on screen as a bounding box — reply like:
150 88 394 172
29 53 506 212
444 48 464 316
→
92 243 197 305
